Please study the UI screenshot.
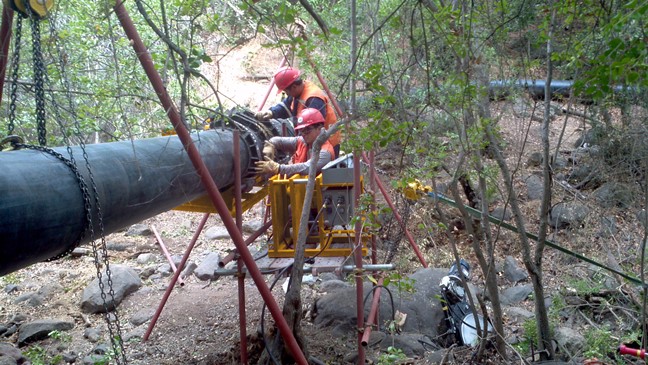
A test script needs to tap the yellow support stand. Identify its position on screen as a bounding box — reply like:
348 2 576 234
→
267 173 370 258
173 184 268 217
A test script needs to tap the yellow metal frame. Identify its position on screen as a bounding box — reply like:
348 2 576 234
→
173 184 268 218
268 173 370 258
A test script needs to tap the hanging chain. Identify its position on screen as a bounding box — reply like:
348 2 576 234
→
28 11 47 146
8 5 128 362
42 12 128 363
7 16 23 135
16 143 91 260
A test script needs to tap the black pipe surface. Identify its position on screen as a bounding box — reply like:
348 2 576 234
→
0 130 249 275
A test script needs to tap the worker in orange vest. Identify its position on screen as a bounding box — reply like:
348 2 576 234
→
255 108 335 177
255 66 341 157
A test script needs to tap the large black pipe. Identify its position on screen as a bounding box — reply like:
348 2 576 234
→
0 113 287 276
0 130 247 275
489 79 639 100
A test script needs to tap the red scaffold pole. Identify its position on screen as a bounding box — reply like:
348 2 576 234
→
114 2 308 363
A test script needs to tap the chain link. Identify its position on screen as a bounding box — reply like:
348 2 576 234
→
360 159 388 175
11 8 128 361
28 12 47 146
7 16 22 135
17 143 90 260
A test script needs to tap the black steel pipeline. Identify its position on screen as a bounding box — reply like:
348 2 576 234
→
0 130 246 275
488 79 638 100
0 112 288 276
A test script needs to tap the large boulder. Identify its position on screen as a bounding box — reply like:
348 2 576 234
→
312 268 447 341
81 265 142 313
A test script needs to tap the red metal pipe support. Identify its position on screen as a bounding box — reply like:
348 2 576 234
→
353 153 365 364
369 150 377 265
233 130 248 365
361 277 384 346
361 153 428 268
151 225 184 287
144 212 210 341
256 58 286 111
218 220 272 268
0 6 14 106
114 3 308 363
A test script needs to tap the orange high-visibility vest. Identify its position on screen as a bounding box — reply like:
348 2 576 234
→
292 138 335 164
294 81 341 147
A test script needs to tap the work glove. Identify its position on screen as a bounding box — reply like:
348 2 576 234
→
262 141 276 160
254 110 273 121
255 157 280 175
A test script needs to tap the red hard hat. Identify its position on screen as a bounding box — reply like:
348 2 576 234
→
273 66 301 93
294 108 325 131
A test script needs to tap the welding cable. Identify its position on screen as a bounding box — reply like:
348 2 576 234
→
302 201 331 262
362 285 396 331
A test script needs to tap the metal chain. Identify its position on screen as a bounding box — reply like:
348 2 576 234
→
16 143 91 260
28 13 47 146
19 142 127 363
12 7 128 361
7 16 23 135
360 159 388 175
43 14 128 364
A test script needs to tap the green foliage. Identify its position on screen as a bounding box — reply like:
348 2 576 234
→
368 271 416 295
352 192 392 233
23 330 73 365
0 273 21 285
377 346 407 365
24 345 51 365
48 330 72 343
583 326 622 364
565 272 606 296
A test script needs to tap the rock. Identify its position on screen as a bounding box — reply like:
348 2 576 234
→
242 219 264 234
548 202 590 229
13 293 44 307
105 242 129 251
3 285 18 294
592 182 633 208
0 356 18 365
313 268 446 341
490 206 512 221
71 247 90 257
503 256 528 283
500 285 533 305
139 266 156 279
597 216 617 238
527 151 543 167
126 224 151 236
181 261 197 279
204 226 230 240
123 328 146 342
525 174 543 200
0 343 26 363
80 265 142 313
17 319 74 346
62 352 78 363
130 309 154 326
194 253 220 281
378 332 430 357
554 327 585 356
505 307 534 323
137 253 155 265
84 327 102 343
